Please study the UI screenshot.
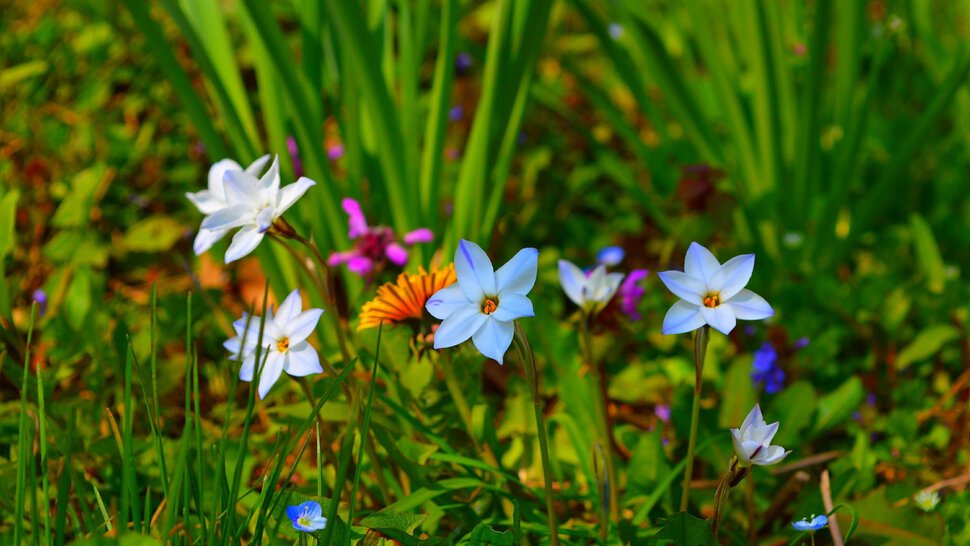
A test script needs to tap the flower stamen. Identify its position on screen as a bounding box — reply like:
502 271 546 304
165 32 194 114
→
276 337 290 353
702 291 720 308
481 297 498 315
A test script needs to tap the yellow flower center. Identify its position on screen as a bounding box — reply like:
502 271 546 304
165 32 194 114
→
702 292 720 308
276 337 290 353
481 297 498 315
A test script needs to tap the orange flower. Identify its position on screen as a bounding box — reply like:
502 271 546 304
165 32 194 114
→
357 265 457 331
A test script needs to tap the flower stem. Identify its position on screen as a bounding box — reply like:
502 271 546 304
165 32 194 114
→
514 323 560 546
438 352 502 468
711 458 737 539
680 325 709 512
579 314 618 531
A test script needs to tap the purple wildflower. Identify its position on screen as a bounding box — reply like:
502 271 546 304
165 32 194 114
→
32 289 47 318
328 198 434 278
618 269 649 321
456 52 472 74
751 342 785 394
449 105 464 122
793 336 810 350
596 246 625 267
327 143 344 161
654 404 670 422
287 136 303 178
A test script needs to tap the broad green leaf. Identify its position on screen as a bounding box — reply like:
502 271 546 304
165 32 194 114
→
910 214 946 294
458 523 515 545
813 376 864 435
122 216 183 253
655 511 715 545
718 358 756 429
52 165 105 228
769 381 816 447
897 324 961 370
0 189 19 259
359 509 427 533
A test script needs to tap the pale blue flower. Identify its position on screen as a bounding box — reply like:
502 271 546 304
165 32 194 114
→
426 240 538 364
596 246 625 266
224 289 324 399
731 404 790 467
559 260 624 315
658 242 773 335
792 514 828 532
286 500 328 532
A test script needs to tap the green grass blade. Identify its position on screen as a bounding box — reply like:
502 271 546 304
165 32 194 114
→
14 304 36 544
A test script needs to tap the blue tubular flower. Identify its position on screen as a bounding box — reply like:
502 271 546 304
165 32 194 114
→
426 240 538 364
286 500 328 532
658 242 774 335
791 514 828 532
751 342 785 394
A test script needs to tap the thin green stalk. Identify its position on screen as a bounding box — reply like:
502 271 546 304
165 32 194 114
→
680 325 709 512
13 303 35 544
344 324 383 546
37 321 51 545
513 323 559 546
578 314 617 530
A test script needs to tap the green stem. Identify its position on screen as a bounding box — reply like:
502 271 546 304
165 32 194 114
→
514 323 560 546
711 458 737 539
680 326 709 512
579 314 618 532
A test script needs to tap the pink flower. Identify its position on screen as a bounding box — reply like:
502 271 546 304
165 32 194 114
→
328 198 434 278
619 269 649 321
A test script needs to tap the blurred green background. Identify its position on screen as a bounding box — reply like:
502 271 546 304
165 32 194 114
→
2 0 970 543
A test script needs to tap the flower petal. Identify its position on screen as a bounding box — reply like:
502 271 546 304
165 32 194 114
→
208 159 243 199
709 254 754 300
284 342 323 377
426 284 470 320
223 171 260 207
385 242 408 266
726 289 774 321
491 293 534 322
244 154 272 177
193 228 227 255
661 301 706 334
433 305 486 349
201 204 255 231
257 155 280 194
455 240 495 300
495 247 539 296
285 505 304 525
256 352 285 399
277 176 316 216
752 445 789 466
471 318 514 364
225 226 264 263
740 404 764 434
684 242 720 285
657 270 705 305
347 256 373 277
558 260 586 307
275 289 304 325
286 309 324 344
700 304 737 335
403 228 433 245
596 246 625 266
239 354 257 381
186 190 226 215
342 198 368 238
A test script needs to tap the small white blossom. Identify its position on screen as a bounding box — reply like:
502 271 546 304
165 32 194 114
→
186 155 270 254
731 404 790 467
914 490 940 512
224 289 324 399
558 260 624 315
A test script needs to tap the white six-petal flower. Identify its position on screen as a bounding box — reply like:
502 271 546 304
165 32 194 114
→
186 155 271 255
196 155 316 263
731 404 790 467
558 260 625 315
657 242 773 335
224 289 324 399
425 240 538 364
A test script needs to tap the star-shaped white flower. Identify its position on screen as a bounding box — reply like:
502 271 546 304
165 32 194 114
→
224 289 324 399
198 155 316 263
186 155 270 254
425 240 538 364
558 260 624 315
731 404 790 467
657 242 773 335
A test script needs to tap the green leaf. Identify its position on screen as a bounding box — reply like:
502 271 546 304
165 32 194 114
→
0 188 18 259
910 214 947 294
719 358 756 429
396 437 439 465
458 523 515 545
122 216 184 253
769 382 816 447
896 324 961 370
813 376 864 435
359 509 427 534
655 512 715 545
52 165 105 228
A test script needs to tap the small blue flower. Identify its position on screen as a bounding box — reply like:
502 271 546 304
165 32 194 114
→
596 246 625 267
286 500 328 532
449 105 464 122
32 289 47 318
751 342 785 394
792 514 828 532
608 23 624 40
456 52 473 73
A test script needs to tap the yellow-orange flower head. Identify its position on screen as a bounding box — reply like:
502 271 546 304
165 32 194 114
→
357 265 457 331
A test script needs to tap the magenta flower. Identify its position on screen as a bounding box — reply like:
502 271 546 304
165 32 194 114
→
328 198 434 278
618 269 649 321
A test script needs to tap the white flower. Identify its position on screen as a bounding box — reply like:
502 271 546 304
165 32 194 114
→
658 242 773 335
186 155 271 254
914 490 941 511
198 155 316 263
425 240 538 364
731 404 790 467
558 260 624 314
224 289 324 399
